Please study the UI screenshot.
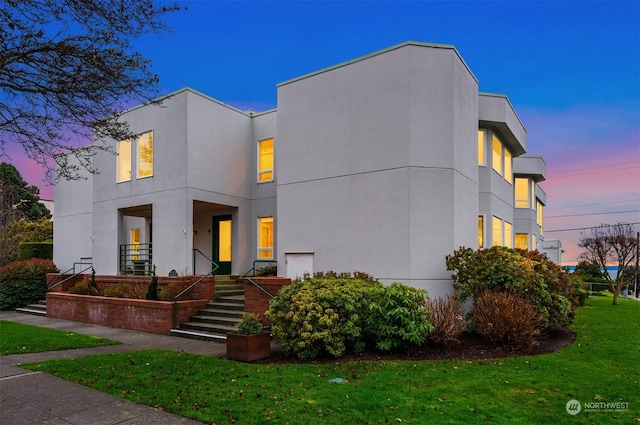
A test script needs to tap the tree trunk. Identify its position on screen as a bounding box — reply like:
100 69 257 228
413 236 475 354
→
612 289 619 305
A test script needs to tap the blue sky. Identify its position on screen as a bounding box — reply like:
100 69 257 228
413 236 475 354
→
11 0 640 264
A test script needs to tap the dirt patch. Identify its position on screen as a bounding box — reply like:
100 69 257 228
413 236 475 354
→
259 327 576 364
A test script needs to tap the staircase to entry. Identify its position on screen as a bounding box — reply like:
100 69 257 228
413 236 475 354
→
170 275 246 341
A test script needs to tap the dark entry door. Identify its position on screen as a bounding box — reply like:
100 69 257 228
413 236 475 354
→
212 215 232 274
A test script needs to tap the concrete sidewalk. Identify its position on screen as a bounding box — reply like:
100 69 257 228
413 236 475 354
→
0 311 236 425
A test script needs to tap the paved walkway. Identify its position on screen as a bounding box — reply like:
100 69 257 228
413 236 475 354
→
0 312 255 425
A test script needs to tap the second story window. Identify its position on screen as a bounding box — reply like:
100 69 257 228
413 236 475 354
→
515 178 535 208
478 130 485 165
137 131 153 178
117 131 153 183
258 138 274 182
491 134 512 184
537 200 544 234
117 139 132 182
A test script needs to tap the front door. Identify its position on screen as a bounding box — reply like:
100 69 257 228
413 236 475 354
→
212 215 232 274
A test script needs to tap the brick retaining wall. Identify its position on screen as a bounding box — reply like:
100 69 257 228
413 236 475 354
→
240 276 291 324
46 292 209 335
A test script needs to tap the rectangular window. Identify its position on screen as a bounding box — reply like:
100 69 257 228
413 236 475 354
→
137 131 153 178
117 139 132 182
258 217 274 259
478 130 485 165
258 138 274 182
515 178 530 208
504 221 513 248
492 216 502 246
492 135 502 175
537 200 544 234
515 233 528 250
478 215 484 248
504 148 512 184
131 228 140 260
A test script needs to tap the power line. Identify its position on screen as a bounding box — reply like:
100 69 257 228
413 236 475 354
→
546 198 640 210
546 222 640 233
546 209 640 219
548 163 640 179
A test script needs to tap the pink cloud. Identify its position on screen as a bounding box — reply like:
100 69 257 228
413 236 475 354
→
521 102 640 264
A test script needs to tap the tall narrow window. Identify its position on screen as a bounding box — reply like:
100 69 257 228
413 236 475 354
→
515 178 530 208
258 138 274 182
504 149 512 184
492 135 502 176
258 217 274 259
477 130 485 165
137 131 153 178
536 200 544 234
492 216 502 246
117 139 132 182
131 228 140 260
478 215 484 248
515 233 528 250
504 221 513 248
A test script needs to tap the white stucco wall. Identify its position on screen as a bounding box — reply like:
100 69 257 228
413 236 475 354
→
276 43 479 298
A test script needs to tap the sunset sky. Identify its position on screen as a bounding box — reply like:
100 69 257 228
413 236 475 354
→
7 0 640 265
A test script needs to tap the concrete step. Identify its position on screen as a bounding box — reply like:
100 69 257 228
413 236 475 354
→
197 308 245 319
169 328 227 341
15 302 47 316
215 289 244 297
179 321 238 337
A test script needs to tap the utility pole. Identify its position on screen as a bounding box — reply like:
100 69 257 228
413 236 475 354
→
635 232 640 298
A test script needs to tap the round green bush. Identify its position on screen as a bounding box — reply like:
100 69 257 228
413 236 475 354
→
266 272 381 360
0 259 58 310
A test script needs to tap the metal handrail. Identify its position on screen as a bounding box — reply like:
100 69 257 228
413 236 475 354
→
239 260 278 300
47 262 93 292
192 248 217 275
172 250 220 328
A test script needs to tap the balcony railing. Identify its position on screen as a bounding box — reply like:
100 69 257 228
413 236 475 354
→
119 243 152 275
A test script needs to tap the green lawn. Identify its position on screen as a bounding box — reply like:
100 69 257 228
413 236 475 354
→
0 320 120 355
22 296 639 424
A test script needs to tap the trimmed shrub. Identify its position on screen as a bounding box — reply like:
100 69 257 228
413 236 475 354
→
425 294 468 345
158 282 182 301
103 284 127 298
266 271 381 360
18 241 53 260
0 258 58 310
472 290 542 349
446 246 574 328
146 266 159 300
367 283 433 351
68 280 101 296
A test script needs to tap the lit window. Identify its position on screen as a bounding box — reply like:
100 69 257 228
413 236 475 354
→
117 139 131 182
515 178 530 208
131 228 140 260
137 131 153 178
258 138 274 182
478 130 485 165
258 217 274 259
492 216 502 246
515 233 528 250
536 200 544 234
492 135 502 175
504 221 512 248
478 216 484 248
504 149 512 184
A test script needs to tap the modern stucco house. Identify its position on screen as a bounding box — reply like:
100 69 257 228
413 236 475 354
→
54 41 549 299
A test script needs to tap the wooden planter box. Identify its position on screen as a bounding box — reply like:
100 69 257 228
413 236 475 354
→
226 332 271 362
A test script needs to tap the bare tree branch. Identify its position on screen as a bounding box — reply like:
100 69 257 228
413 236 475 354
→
0 0 182 182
